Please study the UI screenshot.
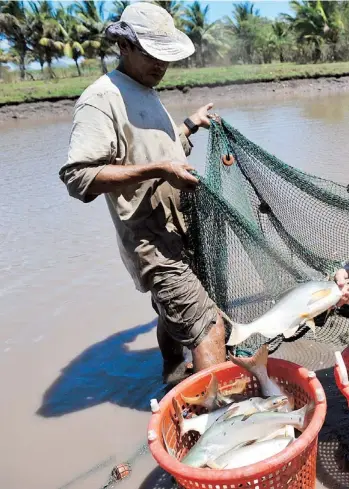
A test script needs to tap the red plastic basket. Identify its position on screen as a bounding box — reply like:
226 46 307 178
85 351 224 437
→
334 347 349 407
148 359 327 489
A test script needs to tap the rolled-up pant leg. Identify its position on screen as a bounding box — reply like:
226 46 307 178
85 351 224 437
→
150 262 218 351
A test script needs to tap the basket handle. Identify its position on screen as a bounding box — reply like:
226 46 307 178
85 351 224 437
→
335 351 349 386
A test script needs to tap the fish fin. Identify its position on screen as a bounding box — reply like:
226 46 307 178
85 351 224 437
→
229 344 268 375
296 401 316 431
308 288 332 305
245 439 258 446
206 460 223 470
324 308 332 323
283 326 300 339
181 373 217 408
172 397 186 438
221 406 240 420
162 421 175 458
220 378 248 397
241 409 257 421
305 319 316 334
234 440 257 449
226 322 252 346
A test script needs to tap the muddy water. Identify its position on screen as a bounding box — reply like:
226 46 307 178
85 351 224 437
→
1 91 349 489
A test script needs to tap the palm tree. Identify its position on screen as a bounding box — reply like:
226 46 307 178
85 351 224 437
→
232 2 260 31
152 1 183 28
272 20 291 62
0 0 31 79
183 1 216 67
73 0 116 74
27 1 65 77
109 0 130 22
0 47 10 80
283 0 344 62
55 5 88 76
223 2 261 63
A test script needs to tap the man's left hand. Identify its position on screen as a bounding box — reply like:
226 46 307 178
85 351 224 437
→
335 268 349 306
189 103 214 129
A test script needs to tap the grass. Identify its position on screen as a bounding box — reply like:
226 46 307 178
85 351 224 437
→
2 61 349 105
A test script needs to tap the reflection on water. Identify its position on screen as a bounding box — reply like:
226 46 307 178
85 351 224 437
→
301 91 349 124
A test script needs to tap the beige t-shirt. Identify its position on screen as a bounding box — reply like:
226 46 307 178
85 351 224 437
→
59 70 192 292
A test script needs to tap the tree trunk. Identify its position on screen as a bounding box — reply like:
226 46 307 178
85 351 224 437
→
75 58 81 76
279 49 284 63
47 59 55 79
19 51 26 80
100 55 107 74
40 59 44 74
197 43 204 67
314 45 322 63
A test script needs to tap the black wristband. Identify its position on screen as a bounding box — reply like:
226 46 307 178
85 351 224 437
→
183 118 199 134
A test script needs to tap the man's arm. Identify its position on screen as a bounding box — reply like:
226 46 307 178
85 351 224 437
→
179 102 214 139
59 103 198 202
88 159 198 195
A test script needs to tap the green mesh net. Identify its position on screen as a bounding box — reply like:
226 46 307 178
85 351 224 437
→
181 117 349 354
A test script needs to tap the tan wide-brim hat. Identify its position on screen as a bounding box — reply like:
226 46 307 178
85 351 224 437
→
105 2 195 62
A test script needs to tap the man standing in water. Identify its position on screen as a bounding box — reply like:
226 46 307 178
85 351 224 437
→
59 2 226 385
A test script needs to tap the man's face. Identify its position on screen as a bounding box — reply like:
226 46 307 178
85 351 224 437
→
120 41 169 88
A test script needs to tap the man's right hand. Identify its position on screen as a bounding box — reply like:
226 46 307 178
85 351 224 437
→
335 267 349 306
161 161 198 190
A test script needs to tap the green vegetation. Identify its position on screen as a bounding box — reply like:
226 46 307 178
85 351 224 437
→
2 61 349 105
3 1 349 104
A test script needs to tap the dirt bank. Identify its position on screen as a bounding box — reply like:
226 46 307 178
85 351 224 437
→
1 76 349 123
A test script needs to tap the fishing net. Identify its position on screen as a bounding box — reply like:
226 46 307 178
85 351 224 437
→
181 117 349 355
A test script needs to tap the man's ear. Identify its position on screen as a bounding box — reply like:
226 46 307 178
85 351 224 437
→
118 39 132 56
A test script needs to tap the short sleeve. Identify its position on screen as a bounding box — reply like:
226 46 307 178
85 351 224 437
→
178 130 193 157
59 103 120 203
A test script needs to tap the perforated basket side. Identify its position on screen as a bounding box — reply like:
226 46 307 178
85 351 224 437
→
148 359 326 489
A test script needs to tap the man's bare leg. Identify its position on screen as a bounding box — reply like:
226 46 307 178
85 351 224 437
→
192 313 226 372
157 317 193 385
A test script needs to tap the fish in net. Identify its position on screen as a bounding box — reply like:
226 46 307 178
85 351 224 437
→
180 117 349 355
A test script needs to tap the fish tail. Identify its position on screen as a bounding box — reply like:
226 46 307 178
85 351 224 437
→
296 401 316 431
226 322 252 346
172 397 187 438
228 344 269 376
181 373 218 409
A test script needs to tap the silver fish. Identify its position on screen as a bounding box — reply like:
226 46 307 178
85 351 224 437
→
207 436 293 470
180 373 247 411
226 280 342 346
229 345 294 412
173 394 288 437
181 402 314 468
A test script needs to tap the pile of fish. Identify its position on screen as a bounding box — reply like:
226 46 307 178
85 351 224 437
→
165 345 314 470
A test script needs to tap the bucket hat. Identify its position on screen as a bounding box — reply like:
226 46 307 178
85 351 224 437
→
105 2 195 62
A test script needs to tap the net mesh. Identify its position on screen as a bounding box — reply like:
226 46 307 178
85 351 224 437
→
181 117 349 354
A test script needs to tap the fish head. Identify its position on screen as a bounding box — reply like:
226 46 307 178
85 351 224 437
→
263 395 289 411
299 281 342 321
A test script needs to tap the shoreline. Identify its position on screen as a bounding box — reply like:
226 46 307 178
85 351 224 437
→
1 75 349 122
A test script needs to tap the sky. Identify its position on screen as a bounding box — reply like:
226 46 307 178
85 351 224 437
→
196 1 292 22
1 1 293 69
